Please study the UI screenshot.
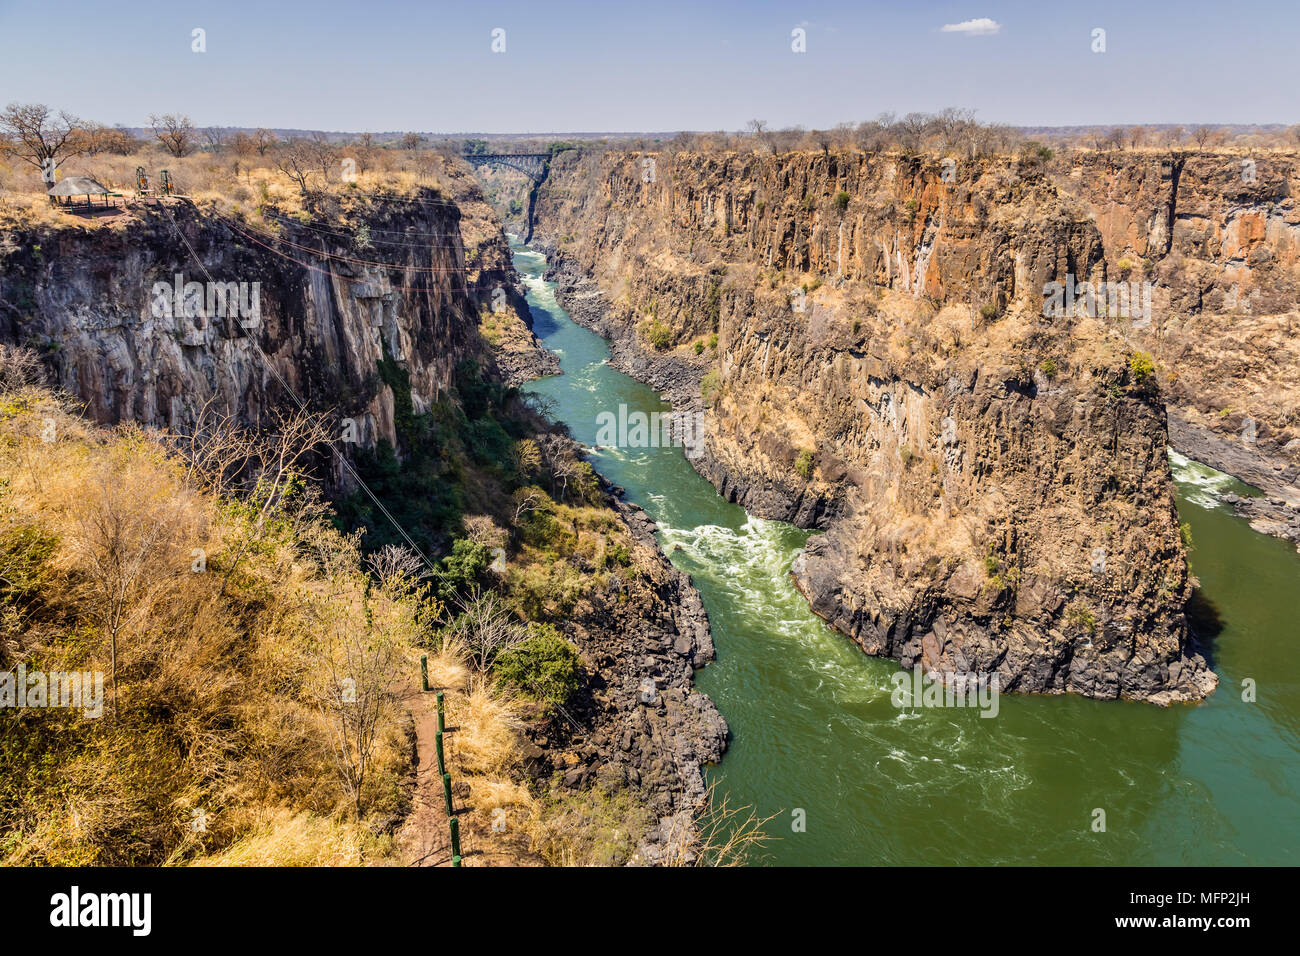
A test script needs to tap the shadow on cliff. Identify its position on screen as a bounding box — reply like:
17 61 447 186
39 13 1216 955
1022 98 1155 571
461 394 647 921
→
1185 588 1224 671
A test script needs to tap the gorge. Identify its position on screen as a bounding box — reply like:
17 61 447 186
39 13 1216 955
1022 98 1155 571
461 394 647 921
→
2 139 1298 866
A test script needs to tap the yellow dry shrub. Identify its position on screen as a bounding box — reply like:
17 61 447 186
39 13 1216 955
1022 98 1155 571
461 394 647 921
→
189 809 387 867
448 679 521 777
0 388 424 865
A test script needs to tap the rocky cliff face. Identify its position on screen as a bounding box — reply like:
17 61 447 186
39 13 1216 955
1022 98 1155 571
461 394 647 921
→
531 146 1253 704
0 189 538 484
1056 151 1300 544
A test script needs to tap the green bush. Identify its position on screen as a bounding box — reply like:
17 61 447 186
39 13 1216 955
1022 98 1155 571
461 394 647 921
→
1039 358 1058 379
638 319 673 350
1129 351 1156 384
1065 600 1098 636
794 448 815 480
434 538 491 603
493 624 582 709
833 191 851 213
693 340 705 355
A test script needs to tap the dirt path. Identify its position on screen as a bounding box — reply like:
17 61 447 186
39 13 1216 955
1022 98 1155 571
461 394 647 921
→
395 679 547 867
395 684 452 866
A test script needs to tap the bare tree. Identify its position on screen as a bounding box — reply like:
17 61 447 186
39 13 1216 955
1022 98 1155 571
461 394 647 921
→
932 107 976 149
168 403 335 592
399 132 422 150
855 118 887 153
69 464 196 720
150 113 196 157
1190 125 1215 149
253 128 276 155
0 344 44 391
0 102 86 178
312 574 406 817
229 131 256 159
461 515 506 550
275 139 317 194
306 134 337 180
367 544 424 590
897 112 930 151
744 119 774 155
202 127 226 152
449 587 528 670
511 487 545 524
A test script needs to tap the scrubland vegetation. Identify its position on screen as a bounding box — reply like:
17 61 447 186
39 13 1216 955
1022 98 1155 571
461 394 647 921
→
6 102 1298 235
0 341 687 866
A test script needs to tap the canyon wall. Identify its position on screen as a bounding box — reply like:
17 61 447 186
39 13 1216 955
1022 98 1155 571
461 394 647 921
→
528 145 1300 703
0 168 535 478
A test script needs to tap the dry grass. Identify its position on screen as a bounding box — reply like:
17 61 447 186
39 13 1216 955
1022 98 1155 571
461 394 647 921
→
0 143 462 230
0 384 426 865
426 636 470 693
448 678 522 778
188 810 389 867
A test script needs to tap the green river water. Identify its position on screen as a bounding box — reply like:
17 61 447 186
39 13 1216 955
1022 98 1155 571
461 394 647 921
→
513 239 1300 866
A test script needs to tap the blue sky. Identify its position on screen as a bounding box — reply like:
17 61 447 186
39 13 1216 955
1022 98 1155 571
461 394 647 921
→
1 0 1294 132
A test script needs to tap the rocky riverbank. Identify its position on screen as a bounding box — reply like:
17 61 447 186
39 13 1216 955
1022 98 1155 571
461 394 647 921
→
515 484 727 864
1169 408 1300 549
539 242 846 528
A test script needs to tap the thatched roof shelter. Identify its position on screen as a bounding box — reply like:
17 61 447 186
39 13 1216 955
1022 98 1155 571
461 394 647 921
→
48 176 115 208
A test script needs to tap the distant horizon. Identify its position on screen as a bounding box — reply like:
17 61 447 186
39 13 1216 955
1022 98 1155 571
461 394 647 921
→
102 123 1298 140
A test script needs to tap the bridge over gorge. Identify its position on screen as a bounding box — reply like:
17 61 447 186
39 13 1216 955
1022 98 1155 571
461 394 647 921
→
462 152 551 180
462 152 556 241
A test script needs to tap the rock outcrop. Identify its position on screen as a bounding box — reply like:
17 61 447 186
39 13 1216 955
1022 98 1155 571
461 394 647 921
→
0 177 544 472
531 146 1246 703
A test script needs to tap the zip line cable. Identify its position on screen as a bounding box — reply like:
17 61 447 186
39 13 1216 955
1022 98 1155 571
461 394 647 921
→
158 199 445 577
209 214 482 296
261 215 471 246
211 210 481 275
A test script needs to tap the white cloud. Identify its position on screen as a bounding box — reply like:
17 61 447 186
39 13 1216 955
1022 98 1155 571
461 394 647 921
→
941 18 1001 36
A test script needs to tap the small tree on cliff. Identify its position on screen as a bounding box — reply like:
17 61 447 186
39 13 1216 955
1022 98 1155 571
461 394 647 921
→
0 102 86 180
275 139 316 194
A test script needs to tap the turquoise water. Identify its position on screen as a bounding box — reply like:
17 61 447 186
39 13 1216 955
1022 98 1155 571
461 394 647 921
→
515 239 1300 866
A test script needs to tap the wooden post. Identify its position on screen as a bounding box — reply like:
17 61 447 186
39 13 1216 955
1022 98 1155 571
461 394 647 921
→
420 655 429 692
436 691 445 733
442 772 454 815
449 817 461 865
435 730 445 775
